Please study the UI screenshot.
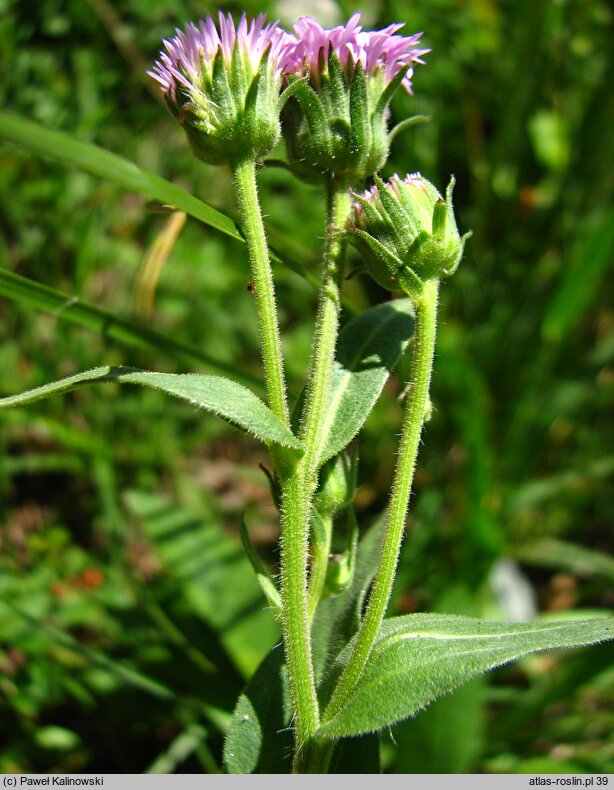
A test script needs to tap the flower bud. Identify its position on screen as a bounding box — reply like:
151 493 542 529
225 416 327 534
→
279 14 428 186
149 13 294 166
324 552 354 595
348 173 471 299
313 450 357 516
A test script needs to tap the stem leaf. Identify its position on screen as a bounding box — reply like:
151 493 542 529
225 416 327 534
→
318 298 415 465
0 366 304 451
317 614 614 738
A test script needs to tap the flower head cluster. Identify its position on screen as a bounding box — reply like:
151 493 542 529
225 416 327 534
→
348 173 470 298
149 13 294 165
282 13 428 94
149 12 428 180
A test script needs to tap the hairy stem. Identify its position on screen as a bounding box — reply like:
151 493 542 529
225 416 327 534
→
279 471 321 754
232 158 289 427
279 182 351 771
299 185 351 471
322 278 439 726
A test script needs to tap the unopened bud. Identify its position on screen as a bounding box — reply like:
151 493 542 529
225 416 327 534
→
348 173 471 299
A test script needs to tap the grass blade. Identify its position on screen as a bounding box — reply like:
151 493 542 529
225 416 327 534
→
0 111 243 242
0 268 258 386
2 599 176 701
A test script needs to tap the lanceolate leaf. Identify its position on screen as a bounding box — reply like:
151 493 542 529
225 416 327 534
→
318 299 414 465
0 111 242 242
0 366 303 451
317 614 614 738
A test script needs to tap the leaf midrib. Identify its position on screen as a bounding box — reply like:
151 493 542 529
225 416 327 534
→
322 620 612 730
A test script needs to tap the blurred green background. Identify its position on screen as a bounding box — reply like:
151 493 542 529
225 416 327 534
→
1 0 613 774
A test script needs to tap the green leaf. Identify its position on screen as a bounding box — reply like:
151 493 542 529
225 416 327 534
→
0 117 363 314
318 298 414 465
0 111 243 242
0 268 257 386
223 645 292 774
318 614 614 738
0 366 303 451
2 599 177 702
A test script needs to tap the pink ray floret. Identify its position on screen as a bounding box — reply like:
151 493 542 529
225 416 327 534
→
282 13 429 93
353 173 427 223
148 12 295 102
357 172 424 203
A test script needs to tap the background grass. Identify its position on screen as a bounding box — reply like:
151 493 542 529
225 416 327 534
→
1 0 613 773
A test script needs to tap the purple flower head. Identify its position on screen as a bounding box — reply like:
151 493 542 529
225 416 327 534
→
148 13 296 165
278 14 429 182
282 13 429 93
149 12 294 106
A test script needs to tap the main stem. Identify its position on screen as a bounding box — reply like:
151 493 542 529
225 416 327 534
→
322 278 439 726
299 185 351 473
232 158 289 427
279 182 351 771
